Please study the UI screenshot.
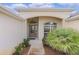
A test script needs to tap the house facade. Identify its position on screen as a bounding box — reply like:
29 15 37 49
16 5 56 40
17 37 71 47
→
18 8 73 40
0 5 79 54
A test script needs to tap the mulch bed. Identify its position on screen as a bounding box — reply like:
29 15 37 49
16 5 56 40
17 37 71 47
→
20 45 66 55
20 46 30 55
44 45 66 55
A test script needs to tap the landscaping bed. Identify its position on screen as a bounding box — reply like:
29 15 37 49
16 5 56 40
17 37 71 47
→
43 28 79 55
20 46 30 55
13 38 30 55
44 45 66 55
13 28 79 55
18 45 66 55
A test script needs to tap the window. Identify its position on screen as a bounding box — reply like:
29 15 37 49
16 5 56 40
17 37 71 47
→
44 22 57 37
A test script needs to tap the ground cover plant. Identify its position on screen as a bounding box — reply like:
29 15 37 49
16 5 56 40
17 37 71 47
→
44 28 79 54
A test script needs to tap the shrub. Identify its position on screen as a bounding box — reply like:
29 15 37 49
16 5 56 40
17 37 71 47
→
23 38 30 47
45 28 79 54
13 38 30 55
13 45 21 55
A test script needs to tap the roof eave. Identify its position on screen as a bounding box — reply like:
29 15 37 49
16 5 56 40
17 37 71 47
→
0 5 25 21
66 15 79 21
16 8 74 12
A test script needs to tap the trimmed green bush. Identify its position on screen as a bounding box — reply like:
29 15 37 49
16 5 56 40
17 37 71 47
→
45 28 79 54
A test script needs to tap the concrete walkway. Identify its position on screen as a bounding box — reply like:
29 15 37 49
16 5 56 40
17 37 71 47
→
28 39 45 55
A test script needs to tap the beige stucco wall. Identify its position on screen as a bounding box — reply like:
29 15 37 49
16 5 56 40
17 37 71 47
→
19 12 71 19
0 12 26 55
38 16 62 40
22 11 71 40
65 20 79 31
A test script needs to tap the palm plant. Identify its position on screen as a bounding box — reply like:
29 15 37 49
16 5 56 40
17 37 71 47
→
45 28 79 54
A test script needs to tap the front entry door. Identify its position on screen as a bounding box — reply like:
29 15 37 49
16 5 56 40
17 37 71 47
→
29 24 38 38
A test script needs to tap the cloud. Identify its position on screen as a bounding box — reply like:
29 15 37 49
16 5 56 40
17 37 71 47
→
24 3 79 10
11 3 28 9
2 3 79 11
27 3 53 8
53 3 79 9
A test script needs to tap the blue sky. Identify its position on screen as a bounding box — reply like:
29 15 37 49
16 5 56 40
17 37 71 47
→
2 3 79 11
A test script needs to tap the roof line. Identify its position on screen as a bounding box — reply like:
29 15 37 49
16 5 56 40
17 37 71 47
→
16 8 74 12
66 15 79 21
0 4 25 21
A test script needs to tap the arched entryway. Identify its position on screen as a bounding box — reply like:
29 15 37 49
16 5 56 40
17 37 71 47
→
27 16 62 40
